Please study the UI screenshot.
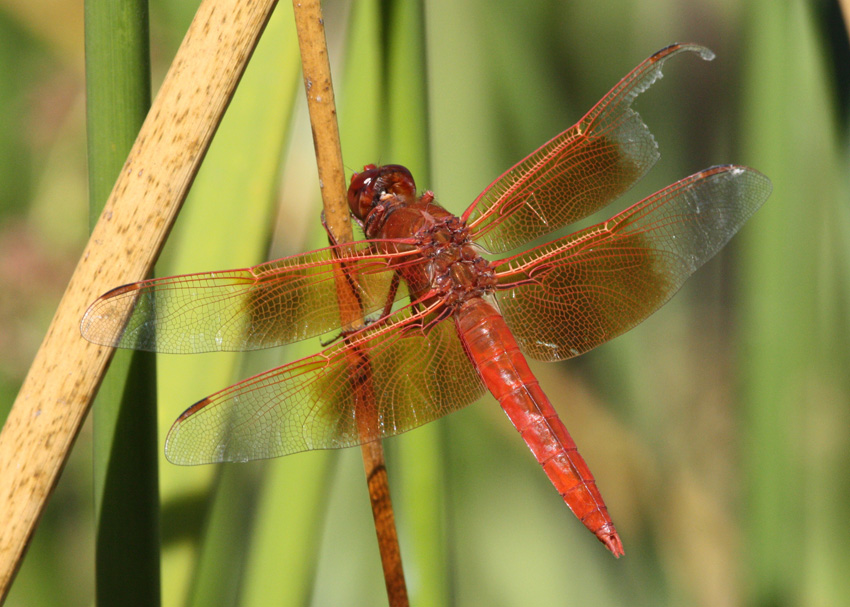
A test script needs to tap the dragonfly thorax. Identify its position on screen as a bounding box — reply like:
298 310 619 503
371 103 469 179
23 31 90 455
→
417 216 496 307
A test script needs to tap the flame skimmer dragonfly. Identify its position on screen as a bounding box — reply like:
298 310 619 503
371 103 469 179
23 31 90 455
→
82 43 770 556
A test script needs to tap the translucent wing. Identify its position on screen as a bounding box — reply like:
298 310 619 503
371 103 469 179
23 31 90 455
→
80 240 424 353
493 166 771 361
464 43 714 253
164 305 486 464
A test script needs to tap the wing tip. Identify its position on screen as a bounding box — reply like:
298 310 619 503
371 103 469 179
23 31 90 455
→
80 283 144 345
651 42 714 64
696 164 774 202
163 396 211 465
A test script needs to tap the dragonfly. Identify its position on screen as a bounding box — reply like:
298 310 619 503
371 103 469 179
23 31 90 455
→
81 43 771 556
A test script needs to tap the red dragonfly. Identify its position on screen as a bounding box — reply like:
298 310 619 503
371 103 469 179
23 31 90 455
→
82 43 770 556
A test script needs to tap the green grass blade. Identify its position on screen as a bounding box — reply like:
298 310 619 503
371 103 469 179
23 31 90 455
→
339 0 384 169
740 1 850 604
153 5 303 605
84 1 160 605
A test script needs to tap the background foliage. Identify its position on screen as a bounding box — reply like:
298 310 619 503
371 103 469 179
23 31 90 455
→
1 0 848 605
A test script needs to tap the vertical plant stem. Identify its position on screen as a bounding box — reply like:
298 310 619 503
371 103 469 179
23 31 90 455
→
291 1 409 605
84 1 160 604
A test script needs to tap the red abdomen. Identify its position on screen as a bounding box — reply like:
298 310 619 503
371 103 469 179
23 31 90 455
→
454 298 624 556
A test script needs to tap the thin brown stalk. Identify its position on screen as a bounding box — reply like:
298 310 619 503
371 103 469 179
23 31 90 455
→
841 0 850 42
291 1 409 605
0 0 276 600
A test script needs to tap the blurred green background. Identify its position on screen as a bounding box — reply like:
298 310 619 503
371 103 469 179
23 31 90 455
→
2 0 849 605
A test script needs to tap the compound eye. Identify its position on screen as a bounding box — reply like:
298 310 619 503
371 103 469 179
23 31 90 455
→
379 165 416 200
347 164 379 220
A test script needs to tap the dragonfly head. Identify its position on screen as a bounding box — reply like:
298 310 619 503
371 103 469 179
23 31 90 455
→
348 164 416 221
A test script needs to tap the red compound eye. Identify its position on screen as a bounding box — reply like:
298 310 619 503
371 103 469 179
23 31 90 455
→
347 164 380 220
347 164 415 220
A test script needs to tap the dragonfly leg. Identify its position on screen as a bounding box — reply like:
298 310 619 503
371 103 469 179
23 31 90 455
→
321 210 365 245
380 272 401 318
318 271 403 348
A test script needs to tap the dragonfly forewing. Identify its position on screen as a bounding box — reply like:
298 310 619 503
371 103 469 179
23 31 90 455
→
80 242 420 353
465 43 714 254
